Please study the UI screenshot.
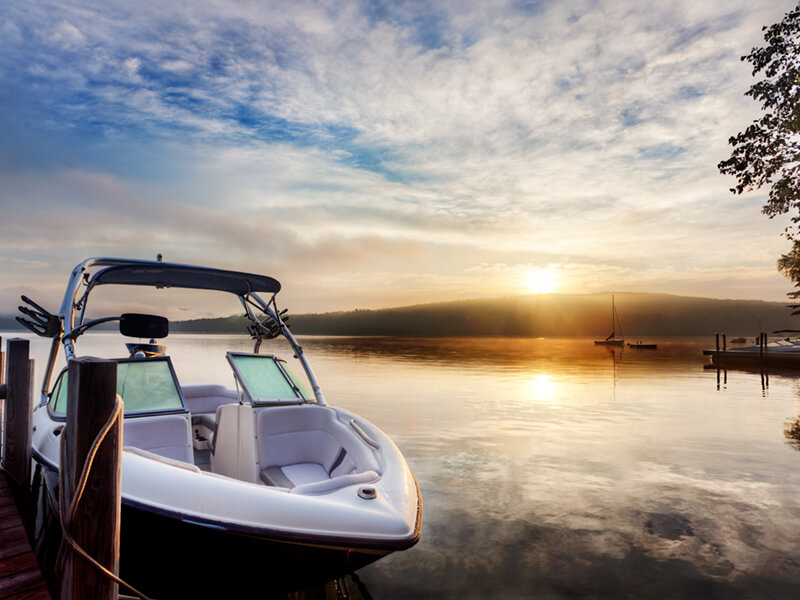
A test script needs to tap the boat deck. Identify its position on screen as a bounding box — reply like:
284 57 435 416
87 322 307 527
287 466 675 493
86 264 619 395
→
0 472 52 600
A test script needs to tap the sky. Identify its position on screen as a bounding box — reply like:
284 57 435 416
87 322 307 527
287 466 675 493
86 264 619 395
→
1 0 798 317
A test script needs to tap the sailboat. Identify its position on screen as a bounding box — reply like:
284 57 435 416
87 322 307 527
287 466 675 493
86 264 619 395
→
594 294 624 346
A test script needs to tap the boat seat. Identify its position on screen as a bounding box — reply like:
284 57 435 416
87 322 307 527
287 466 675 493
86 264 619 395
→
123 413 193 464
182 384 238 431
262 463 329 487
206 403 235 454
255 406 380 494
260 465 379 495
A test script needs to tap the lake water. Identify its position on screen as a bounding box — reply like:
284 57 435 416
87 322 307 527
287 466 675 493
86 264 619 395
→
5 333 800 598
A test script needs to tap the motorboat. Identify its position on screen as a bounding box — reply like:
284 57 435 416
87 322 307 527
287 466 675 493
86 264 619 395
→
627 341 657 349
703 331 800 370
21 257 421 597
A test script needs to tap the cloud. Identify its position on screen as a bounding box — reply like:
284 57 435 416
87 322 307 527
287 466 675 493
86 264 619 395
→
122 57 142 81
160 59 193 72
49 21 86 49
0 0 797 313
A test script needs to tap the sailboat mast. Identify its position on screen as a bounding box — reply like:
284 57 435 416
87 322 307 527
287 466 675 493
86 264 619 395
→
611 294 615 337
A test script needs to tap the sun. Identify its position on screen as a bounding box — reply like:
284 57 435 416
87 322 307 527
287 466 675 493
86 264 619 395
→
524 268 558 294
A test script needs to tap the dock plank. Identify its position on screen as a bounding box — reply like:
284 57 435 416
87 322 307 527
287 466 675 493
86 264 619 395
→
4 582 53 600
0 472 52 600
0 536 33 563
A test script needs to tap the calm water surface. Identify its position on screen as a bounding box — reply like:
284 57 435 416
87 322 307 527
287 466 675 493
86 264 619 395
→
7 333 800 598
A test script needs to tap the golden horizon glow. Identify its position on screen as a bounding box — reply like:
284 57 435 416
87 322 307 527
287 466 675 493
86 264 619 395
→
524 268 558 294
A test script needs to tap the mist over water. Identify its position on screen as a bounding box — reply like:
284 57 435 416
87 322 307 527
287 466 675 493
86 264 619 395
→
9 333 800 598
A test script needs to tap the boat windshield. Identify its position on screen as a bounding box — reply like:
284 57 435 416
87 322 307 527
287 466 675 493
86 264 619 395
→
49 357 186 415
226 353 312 405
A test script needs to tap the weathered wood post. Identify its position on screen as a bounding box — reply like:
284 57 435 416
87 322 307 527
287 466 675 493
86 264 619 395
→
0 335 4 458
722 333 726 352
1 338 34 491
60 357 121 600
715 333 720 353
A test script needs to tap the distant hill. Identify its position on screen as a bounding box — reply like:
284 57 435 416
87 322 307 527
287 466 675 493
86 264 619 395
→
3 293 798 338
280 293 798 338
173 292 798 338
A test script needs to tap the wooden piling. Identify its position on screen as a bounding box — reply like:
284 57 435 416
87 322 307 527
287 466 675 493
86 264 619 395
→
1 338 34 491
1 335 4 460
0 337 52 600
715 333 720 353
722 333 726 352
60 357 121 600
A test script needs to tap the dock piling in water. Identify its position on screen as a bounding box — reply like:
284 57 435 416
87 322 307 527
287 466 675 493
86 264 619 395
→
1 338 34 491
0 337 52 600
60 357 122 600
1 333 5 393
0 335 4 461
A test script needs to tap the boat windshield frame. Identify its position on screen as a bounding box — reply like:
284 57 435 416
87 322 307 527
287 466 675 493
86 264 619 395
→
40 257 325 406
47 355 189 419
226 352 314 406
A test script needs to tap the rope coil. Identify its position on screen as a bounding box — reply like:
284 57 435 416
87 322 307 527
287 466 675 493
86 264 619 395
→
56 395 153 600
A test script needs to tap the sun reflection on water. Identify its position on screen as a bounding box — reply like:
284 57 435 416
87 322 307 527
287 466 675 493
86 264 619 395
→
528 373 556 400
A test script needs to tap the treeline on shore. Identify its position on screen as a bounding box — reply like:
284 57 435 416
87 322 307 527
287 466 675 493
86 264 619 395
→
176 292 797 337
2 292 797 338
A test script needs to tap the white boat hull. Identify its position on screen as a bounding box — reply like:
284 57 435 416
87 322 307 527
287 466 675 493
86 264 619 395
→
31 403 421 594
21 257 422 595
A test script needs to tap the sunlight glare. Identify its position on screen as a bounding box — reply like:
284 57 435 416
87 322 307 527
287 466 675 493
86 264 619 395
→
528 374 556 400
524 268 558 294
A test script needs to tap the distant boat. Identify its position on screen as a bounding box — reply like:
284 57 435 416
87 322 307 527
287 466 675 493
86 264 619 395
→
594 295 624 346
628 341 657 349
125 339 167 357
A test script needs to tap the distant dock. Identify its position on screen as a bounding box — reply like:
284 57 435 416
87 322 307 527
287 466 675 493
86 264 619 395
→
703 332 800 370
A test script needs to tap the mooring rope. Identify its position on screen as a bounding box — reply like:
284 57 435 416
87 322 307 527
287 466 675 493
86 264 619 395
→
56 395 153 600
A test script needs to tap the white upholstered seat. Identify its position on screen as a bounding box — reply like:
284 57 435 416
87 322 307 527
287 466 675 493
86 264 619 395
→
255 405 380 494
123 413 193 463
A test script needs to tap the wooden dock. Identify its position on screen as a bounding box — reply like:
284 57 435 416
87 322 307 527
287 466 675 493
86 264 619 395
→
703 332 800 370
2 336 122 600
1 336 52 599
0 472 52 600
704 349 800 370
